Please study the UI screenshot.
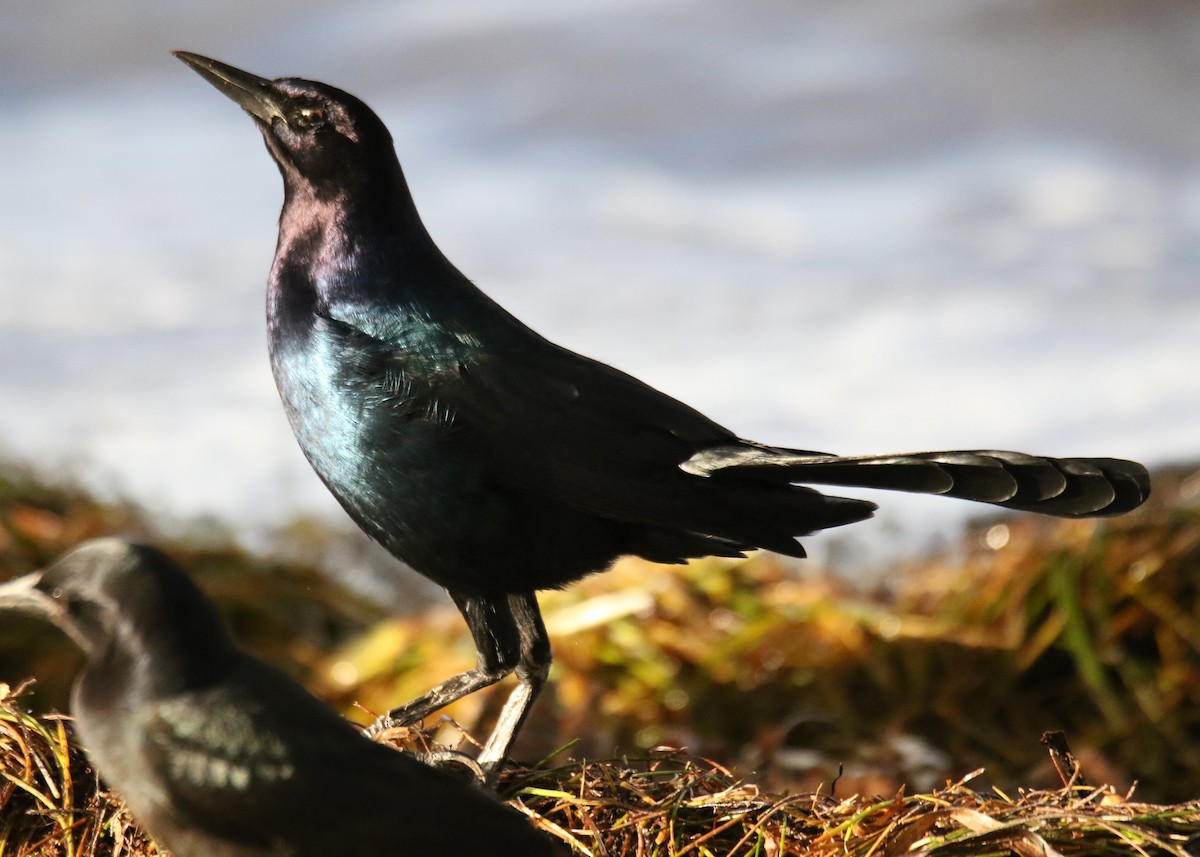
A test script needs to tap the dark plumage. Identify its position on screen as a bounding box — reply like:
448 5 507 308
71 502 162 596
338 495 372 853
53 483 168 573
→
0 539 563 857
174 52 1151 775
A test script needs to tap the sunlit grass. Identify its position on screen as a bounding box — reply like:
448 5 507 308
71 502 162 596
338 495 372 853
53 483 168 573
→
316 466 1200 802
0 682 157 857
0 458 1198 853
3 697 1199 857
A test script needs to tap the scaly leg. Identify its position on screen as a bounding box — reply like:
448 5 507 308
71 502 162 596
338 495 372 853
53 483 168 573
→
365 591 525 736
476 592 551 779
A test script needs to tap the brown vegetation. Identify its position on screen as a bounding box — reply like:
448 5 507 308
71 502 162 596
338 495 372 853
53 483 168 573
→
0 460 1197 854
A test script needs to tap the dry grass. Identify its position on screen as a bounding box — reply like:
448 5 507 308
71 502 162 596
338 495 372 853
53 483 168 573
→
0 683 157 857
2 686 1199 857
505 752 1200 857
1 459 1199 853
314 465 1200 803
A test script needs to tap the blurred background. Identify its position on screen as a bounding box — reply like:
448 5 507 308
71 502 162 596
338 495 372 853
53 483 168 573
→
3 0 1198 577
2 0 1200 806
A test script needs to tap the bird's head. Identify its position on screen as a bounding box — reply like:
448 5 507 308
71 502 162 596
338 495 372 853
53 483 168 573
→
174 52 399 202
0 539 234 687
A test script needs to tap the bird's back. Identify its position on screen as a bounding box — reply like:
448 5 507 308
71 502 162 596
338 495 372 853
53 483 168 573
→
77 652 560 856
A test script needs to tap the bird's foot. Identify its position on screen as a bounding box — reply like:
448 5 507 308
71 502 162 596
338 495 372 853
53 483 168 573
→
363 715 499 786
362 712 405 738
412 748 491 784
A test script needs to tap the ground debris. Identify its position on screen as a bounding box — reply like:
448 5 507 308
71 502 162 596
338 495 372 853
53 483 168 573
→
2 460 1200 852
499 751 1200 856
6 684 1199 856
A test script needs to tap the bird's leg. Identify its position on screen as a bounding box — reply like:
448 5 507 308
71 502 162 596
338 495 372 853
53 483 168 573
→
410 747 489 782
475 592 551 781
364 591 522 737
363 669 503 735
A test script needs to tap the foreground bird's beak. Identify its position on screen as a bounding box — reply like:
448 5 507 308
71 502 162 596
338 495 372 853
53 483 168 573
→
173 51 284 125
0 572 56 619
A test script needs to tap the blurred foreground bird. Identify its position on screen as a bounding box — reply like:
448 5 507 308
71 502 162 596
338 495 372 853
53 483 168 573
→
0 539 564 857
174 52 1151 777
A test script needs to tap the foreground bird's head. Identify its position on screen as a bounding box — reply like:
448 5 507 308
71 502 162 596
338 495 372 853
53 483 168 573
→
0 539 235 692
173 51 400 202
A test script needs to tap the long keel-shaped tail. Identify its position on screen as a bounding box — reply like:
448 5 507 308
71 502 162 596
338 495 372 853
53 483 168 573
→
684 446 1150 518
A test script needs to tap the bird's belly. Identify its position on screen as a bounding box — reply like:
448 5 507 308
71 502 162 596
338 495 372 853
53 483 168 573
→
278 388 623 595
269 333 629 593
273 374 517 588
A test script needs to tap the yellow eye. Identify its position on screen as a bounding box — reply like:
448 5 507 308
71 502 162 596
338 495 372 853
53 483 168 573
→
292 106 327 130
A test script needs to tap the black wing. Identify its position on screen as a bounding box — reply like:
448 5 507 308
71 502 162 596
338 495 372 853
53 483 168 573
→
324 303 876 557
142 658 562 857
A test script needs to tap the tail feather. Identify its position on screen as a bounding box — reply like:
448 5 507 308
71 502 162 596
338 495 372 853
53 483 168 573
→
685 445 1150 518
1095 459 1155 514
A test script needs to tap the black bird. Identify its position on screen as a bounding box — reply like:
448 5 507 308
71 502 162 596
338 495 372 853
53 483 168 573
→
0 539 564 857
174 52 1151 775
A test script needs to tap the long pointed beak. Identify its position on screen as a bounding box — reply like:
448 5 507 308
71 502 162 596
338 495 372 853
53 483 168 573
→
173 51 285 124
0 571 57 619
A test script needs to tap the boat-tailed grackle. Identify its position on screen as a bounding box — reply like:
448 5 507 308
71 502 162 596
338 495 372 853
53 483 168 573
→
174 52 1151 778
0 539 564 856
